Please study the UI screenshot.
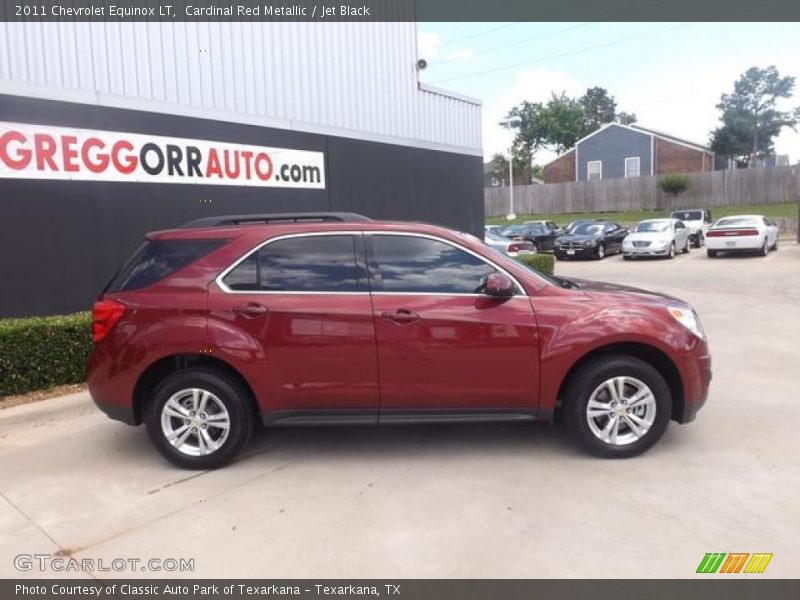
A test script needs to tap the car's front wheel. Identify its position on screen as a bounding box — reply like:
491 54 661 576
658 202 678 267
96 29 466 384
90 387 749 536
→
145 368 254 469
595 243 606 260
562 355 672 458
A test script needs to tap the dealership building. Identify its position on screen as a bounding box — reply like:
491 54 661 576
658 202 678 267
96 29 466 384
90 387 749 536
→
0 20 482 317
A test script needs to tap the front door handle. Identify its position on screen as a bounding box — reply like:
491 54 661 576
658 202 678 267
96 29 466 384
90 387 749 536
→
232 302 269 318
380 309 419 324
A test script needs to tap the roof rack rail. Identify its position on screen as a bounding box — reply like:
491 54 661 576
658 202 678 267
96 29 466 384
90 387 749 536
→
181 212 372 228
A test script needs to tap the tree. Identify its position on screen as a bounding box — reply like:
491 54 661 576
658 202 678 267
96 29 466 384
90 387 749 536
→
710 66 799 165
484 152 542 186
578 87 636 136
504 87 637 162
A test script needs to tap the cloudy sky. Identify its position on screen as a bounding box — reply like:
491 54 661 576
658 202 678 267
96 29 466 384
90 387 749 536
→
416 22 800 164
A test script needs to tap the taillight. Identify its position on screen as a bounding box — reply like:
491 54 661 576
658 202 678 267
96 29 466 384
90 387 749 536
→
508 243 521 252
707 229 759 237
92 299 126 343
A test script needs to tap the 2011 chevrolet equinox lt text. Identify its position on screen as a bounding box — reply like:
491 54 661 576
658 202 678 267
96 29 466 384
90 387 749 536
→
87 212 712 469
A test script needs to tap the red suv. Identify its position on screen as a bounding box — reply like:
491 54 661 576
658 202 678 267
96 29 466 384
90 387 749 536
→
87 213 711 469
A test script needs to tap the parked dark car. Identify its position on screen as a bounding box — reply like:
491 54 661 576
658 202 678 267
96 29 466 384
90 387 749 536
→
501 223 558 253
87 212 710 469
554 221 629 260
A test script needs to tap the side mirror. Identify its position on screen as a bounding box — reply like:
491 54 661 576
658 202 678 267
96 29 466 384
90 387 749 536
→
483 273 515 298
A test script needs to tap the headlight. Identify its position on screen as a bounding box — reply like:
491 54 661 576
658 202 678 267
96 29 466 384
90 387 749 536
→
584 239 597 247
667 306 705 339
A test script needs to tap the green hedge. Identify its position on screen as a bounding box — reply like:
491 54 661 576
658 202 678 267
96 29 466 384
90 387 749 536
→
0 312 92 397
515 253 555 275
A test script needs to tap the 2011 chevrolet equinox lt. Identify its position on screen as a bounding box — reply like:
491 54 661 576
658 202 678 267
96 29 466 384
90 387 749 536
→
87 212 711 469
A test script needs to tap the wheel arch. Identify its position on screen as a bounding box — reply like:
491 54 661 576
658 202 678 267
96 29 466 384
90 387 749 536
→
132 354 259 425
555 342 685 422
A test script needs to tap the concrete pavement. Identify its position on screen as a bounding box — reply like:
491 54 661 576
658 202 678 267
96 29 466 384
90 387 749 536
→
1 243 799 579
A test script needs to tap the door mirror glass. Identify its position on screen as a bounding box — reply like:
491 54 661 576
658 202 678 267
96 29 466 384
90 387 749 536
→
483 273 515 297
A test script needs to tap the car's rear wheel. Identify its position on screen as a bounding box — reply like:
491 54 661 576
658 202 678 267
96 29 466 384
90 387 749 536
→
562 355 672 458
760 238 769 256
707 249 717 258
145 368 254 469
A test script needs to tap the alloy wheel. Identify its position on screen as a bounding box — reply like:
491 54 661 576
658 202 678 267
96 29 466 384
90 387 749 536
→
585 376 657 446
160 388 231 456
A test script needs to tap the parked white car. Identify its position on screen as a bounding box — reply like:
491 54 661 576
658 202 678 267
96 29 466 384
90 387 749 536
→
670 209 713 247
705 215 779 258
622 218 690 260
484 231 535 257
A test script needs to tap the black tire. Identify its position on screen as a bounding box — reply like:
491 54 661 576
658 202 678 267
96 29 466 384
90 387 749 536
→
707 249 717 258
771 237 779 251
145 368 254 469
595 243 606 260
531 243 539 254
667 242 676 259
554 252 566 261
562 354 672 458
623 255 632 261
760 238 769 257
682 239 690 254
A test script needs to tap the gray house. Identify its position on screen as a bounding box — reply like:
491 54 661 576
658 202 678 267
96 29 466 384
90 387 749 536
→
543 123 716 184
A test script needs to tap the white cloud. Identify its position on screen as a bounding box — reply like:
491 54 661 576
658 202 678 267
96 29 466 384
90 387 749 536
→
482 67 585 162
417 31 441 61
445 48 474 61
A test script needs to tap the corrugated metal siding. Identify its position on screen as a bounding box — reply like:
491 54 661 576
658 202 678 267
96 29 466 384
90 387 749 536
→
0 22 481 155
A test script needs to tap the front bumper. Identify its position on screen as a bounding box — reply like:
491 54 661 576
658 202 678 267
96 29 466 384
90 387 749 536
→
555 246 598 259
674 340 712 424
623 244 671 257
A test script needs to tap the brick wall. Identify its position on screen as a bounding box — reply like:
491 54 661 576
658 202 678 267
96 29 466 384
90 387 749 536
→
655 138 713 175
543 150 575 183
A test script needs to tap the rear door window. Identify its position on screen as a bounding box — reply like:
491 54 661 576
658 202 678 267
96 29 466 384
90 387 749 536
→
222 235 362 293
107 239 226 292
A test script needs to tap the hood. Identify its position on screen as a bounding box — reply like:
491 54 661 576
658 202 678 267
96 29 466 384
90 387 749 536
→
556 233 602 243
568 278 684 305
624 231 671 243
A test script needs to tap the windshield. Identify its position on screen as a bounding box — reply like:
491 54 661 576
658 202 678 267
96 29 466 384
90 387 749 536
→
714 217 758 228
503 225 527 235
671 210 702 221
485 231 507 242
635 220 670 233
571 223 605 236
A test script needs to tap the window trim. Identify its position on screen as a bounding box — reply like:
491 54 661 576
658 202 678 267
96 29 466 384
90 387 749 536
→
624 156 640 178
365 231 526 297
587 160 602 181
216 231 367 295
216 231 527 297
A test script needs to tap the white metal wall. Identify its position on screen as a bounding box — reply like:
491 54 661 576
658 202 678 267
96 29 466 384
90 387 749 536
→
0 22 481 155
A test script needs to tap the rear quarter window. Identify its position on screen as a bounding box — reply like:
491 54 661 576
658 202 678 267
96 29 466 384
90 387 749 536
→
106 239 226 292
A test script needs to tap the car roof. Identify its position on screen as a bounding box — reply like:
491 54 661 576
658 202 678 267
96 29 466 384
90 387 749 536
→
715 214 763 220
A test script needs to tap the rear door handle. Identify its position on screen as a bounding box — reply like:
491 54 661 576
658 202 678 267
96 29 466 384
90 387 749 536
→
232 302 269 318
380 309 419 324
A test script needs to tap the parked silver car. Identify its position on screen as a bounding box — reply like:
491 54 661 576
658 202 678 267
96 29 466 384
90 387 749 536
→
484 231 535 257
622 218 690 259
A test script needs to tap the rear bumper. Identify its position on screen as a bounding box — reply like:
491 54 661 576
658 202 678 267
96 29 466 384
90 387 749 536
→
93 396 137 425
706 236 763 251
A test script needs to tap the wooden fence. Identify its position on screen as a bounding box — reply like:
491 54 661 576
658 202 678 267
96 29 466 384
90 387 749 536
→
485 166 800 216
